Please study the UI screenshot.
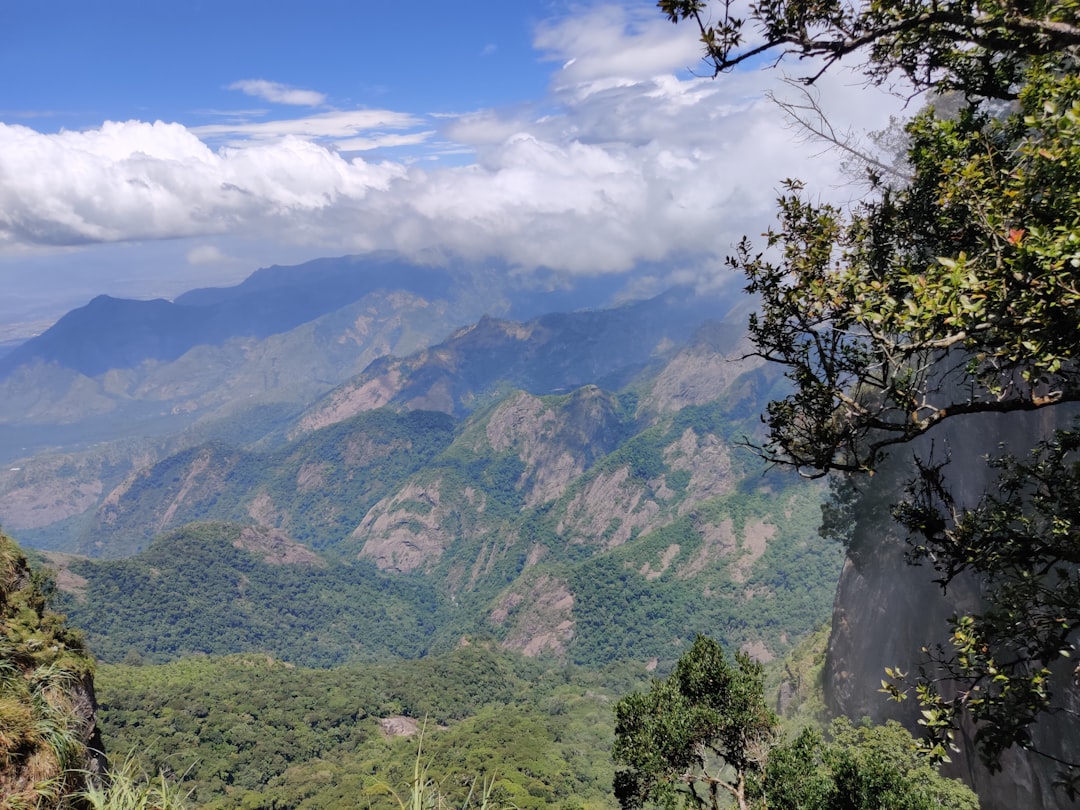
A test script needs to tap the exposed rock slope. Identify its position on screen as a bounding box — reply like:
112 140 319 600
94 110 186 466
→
40 312 841 668
824 410 1080 810
294 288 733 433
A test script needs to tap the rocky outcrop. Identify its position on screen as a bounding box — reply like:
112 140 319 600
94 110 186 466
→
640 319 761 414
354 479 487 573
665 428 736 507
480 386 624 506
557 466 662 549
490 574 575 657
92 443 246 555
0 533 106 807
824 410 1080 809
232 525 326 567
294 288 733 436
0 454 106 530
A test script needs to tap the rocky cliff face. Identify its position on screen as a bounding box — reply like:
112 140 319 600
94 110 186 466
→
0 534 105 807
824 409 1080 809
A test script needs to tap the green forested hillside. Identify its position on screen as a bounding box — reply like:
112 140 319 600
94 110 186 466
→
565 484 836 664
47 354 840 670
50 522 441 666
6 298 853 808
94 624 928 810
52 476 836 670
95 645 646 809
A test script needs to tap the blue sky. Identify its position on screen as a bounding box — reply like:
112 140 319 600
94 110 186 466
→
4 1 554 133
0 1 905 335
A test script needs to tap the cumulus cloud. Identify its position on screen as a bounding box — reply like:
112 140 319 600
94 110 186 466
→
0 120 405 247
534 4 704 87
229 79 326 106
192 109 423 145
0 3 907 288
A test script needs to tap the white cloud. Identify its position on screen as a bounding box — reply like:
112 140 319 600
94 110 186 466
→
0 3 908 291
229 79 326 106
333 131 436 153
0 121 405 247
186 244 227 265
534 5 704 87
192 109 423 144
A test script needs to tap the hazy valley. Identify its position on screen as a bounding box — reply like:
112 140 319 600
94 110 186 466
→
0 250 1056 810
0 252 858 807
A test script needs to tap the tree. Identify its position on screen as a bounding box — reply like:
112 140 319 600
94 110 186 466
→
612 635 776 810
660 0 1080 790
767 720 979 810
611 638 978 810
658 0 1080 99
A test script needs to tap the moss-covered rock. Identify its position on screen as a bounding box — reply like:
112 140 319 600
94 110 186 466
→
0 532 105 808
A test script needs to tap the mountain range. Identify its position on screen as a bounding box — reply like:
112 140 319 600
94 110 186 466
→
0 254 652 462
0 252 840 671
2 250 1068 809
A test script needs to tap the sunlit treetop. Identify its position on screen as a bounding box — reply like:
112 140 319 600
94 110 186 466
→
659 0 1080 99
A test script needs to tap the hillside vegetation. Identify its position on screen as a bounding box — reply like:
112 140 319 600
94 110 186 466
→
0 532 103 807
47 382 839 669
0 262 859 808
9 299 843 673
94 645 642 809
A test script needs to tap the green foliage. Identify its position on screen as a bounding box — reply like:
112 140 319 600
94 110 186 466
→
567 485 840 667
766 720 979 810
733 67 1080 476
50 379 840 672
613 636 777 810
765 622 832 733
77 754 192 810
55 522 440 666
664 0 1080 784
735 55 1080 779
0 533 100 808
364 723 509 810
613 636 976 810
658 0 1080 99
95 646 646 809
889 425 1080 773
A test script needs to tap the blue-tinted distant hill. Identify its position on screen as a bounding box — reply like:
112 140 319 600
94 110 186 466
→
0 252 638 380
0 254 456 378
173 253 453 309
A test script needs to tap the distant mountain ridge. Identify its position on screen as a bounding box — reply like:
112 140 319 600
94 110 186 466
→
0 255 457 378
0 251 844 674
0 252 647 381
0 253 677 461
293 287 735 434
44 313 840 669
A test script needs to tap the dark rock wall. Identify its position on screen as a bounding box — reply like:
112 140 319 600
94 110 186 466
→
824 408 1079 809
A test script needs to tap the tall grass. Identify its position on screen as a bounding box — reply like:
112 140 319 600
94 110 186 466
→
370 723 507 810
76 755 192 810
0 654 89 807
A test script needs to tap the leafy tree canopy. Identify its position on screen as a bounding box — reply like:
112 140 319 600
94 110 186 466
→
659 0 1080 99
612 637 977 810
767 719 979 810
612 635 777 810
661 0 1080 791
